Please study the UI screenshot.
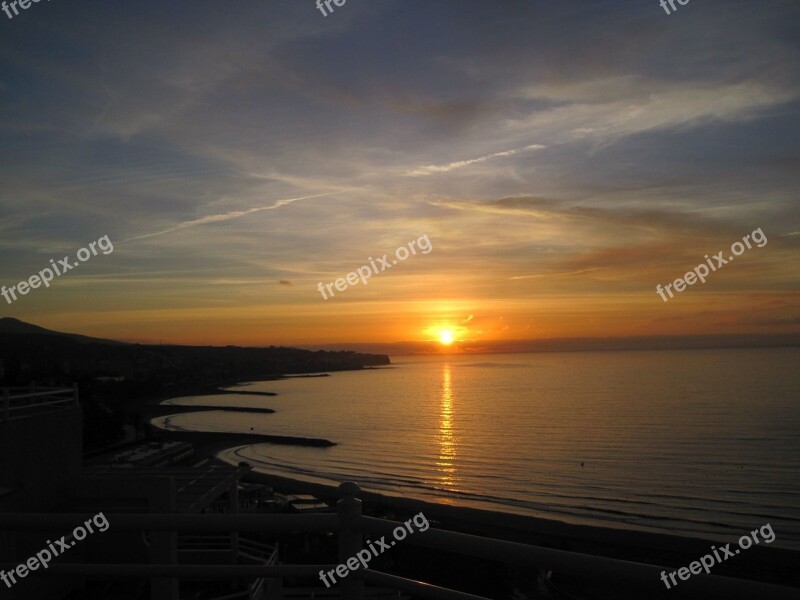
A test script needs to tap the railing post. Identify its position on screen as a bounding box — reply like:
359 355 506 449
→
150 477 179 600
230 481 239 589
337 482 364 600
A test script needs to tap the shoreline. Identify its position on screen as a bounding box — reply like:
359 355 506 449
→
149 405 277 418
230 465 799 587
142 382 281 407
137 382 282 422
144 378 339 450
152 427 336 448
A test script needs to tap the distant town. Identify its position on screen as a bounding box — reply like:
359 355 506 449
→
0 317 389 451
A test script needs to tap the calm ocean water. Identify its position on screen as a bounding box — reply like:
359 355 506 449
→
155 348 800 549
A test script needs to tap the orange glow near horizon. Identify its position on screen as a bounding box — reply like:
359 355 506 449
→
22 288 800 348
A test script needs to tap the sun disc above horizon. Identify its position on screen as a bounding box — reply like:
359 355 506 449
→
439 330 455 345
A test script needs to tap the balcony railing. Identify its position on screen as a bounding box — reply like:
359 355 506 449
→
0 385 78 422
0 482 797 600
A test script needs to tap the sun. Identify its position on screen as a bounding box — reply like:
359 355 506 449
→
438 330 455 345
423 323 461 347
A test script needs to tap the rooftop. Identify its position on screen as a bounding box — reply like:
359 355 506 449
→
76 464 249 514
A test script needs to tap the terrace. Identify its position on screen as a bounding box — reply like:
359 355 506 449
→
1 482 796 600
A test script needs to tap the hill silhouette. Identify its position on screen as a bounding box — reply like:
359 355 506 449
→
0 319 389 387
0 317 127 345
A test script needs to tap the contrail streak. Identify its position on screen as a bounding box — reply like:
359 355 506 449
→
121 191 346 243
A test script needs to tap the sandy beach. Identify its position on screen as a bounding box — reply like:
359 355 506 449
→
217 456 800 589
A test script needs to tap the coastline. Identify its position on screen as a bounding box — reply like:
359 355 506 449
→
147 384 336 448
149 404 277 417
222 461 800 588
143 382 280 407
151 426 336 448
143 374 800 590
138 382 282 422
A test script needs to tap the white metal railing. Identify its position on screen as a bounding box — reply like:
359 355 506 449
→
245 537 280 599
1 385 78 422
1 483 797 600
178 534 278 562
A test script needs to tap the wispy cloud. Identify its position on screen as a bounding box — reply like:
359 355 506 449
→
507 80 797 147
406 144 545 176
1 0 798 343
508 269 595 281
122 191 346 242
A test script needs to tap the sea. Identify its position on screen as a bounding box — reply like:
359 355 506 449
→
153 347 800 550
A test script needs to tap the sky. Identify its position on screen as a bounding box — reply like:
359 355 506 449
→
0 0 799 347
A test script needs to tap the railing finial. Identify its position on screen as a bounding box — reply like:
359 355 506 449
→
338 481 361 498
